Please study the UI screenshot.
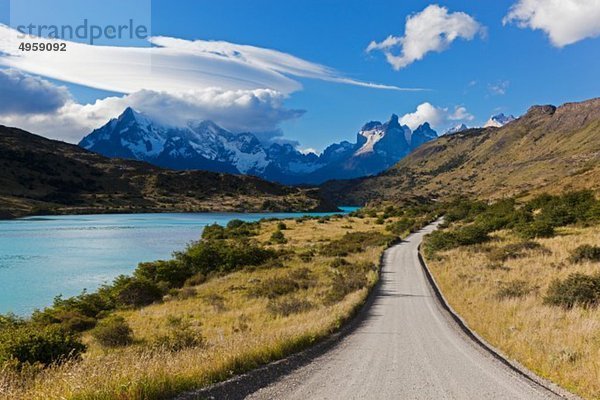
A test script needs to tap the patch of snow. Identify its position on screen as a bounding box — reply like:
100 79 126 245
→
354 128 385 156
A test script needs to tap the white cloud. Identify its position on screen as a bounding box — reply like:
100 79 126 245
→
0 24 425 143
299 147 318 155
400 102 474 130
367 5 484 70
0 24 416 94
449 106 475 121
0 69 71 114
503 0 600 47
0 83 305 143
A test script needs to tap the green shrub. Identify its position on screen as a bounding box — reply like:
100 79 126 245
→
33 290 114 327
529 190 599 227
277 222 287 230
201 220 258 240
514 220 555 239
177 239 276 275
386 217 416 236
0 313 23 331
569 245 600 263
544 273 600 308
320 232 392 257
0 325 85 365
91 316 133 347
496 280 531 299
454 224 490 245
443 197 487 223
134 260 191 288
48 310 96 332
112 276 163 308
474 199 531 232
270 229 287 244
201 223 226 240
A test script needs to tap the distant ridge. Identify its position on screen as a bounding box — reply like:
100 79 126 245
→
0 125 336 219
321 98 600 205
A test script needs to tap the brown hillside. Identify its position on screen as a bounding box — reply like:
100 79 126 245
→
0 126 335 218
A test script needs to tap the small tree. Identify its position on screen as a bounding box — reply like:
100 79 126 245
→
270 229 287 244
0 325 85 366
91 316 133 347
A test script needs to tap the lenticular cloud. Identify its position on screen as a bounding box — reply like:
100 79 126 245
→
0 24 411 94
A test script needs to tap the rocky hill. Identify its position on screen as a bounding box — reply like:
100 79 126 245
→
321 98 600 205
0 126 336 218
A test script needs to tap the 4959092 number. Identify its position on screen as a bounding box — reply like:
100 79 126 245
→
18 42 67 51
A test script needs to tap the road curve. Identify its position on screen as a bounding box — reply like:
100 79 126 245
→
247 221 560 400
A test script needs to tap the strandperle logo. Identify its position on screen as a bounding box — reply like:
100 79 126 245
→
15 19 149 45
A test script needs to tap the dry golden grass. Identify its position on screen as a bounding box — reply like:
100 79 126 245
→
426 226 600 399
1 214 391 400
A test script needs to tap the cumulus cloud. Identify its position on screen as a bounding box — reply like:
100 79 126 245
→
399 102 474 131
0 81 305 142
367 5 485 70
0 24 416 94
0 69 71 114
503 0 600 47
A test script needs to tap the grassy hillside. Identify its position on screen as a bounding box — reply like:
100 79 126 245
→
321 98 600 206
422 192 600 399
0 126 335 218
0 212 434 400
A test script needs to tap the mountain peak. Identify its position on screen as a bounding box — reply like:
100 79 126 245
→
484 113 516 128
360 121 383 132
118 107 137 121
116 107 154 127
444 123 468 135
416 122 431 130
385 113 401 129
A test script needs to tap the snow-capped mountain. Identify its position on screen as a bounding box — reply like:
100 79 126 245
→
79 108 438 184
410 122 438 149
484 113 516 128
444 123 468 135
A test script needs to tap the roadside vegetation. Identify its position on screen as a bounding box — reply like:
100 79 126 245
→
423 190 600 399
0 209 435 400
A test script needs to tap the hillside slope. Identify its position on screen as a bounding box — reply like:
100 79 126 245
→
0 126 335 218
322 98 600 205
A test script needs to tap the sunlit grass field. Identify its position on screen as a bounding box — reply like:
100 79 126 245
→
1 214 400 400
426 226 600 399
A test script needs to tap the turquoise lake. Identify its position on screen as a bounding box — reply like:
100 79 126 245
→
0 209 355 315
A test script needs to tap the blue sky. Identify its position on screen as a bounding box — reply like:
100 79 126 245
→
0 0 599 151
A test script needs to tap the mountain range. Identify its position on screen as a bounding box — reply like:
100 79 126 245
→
1 98 597 218
320 98 600 205
0 125 335 219
79 109 439 184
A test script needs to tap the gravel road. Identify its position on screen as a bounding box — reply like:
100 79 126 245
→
246 221 561 400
